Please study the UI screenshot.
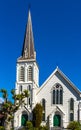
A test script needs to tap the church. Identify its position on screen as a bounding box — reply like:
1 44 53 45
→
14 10 81 129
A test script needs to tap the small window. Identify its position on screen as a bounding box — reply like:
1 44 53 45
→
42 99 45 121
69 98 74 121
42 99 45 111
42 113 45 121
29 85 31 91
29 98 31 105
20 85 22 92
56 90 59 104
53 90 55 104
70 113 74 121
70 98 74 110
60 89 63 104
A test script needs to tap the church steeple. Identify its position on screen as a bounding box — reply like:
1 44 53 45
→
21 10 36 60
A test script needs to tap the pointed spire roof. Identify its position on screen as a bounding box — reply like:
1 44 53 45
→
21 10 36 60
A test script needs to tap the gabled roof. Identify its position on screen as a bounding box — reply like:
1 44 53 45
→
37 67 81 95
49 106 65 116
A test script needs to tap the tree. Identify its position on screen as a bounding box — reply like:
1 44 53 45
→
32 103 43 128
26 121 33 130
67 121 81 130
0 88 29 130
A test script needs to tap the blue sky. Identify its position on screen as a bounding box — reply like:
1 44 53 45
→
0 0 81 100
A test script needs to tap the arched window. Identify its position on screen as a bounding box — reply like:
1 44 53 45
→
19 66 24 82
60 88 63 104
56 89 59 104
69 98 74 121
28 85 31 91
42 98 46 121
70 98 74 110
27 85 31 106
53 89 55 104
28 98 31 105
27 66 33 81
52 84 63 105
42 98 45 111
20 85 22 92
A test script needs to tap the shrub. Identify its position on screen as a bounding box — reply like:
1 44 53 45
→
67 121 81 130
0 126 5 130
33 128 38 130
32 103 43 128
26 121 33 130
39 126 48 130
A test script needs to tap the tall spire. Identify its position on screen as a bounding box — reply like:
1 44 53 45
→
22 10 36 60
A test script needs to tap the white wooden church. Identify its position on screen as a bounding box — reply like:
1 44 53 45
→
14 10 81 129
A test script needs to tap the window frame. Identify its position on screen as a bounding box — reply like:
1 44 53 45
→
69 98 74 121
41 98 46 121
19 66 25 82
52 84 63 105
27 66 33 81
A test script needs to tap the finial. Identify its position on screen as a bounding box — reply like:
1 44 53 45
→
28 3 31 10
56 66 58 69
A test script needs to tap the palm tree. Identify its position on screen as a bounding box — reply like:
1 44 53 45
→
0 88 29 130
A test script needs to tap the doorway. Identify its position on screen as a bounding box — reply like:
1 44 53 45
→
21 113 28 126
53 114 61 127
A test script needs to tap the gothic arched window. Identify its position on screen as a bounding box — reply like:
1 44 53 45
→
19 66 25 82
42 98 45 111
53 89 55 104
42 98 46 121
20 85 22 92
52 84 63 105
27 85 31 106
70 98 74 110
27 66 33 81
60 88 63 104
69 98 74 121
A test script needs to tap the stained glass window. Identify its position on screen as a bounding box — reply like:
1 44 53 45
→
52 84 63 104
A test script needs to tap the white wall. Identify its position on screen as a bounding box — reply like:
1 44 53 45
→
36 71 80 128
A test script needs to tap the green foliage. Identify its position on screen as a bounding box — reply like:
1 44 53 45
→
33 128 38 130
0 89 8 102
32 126 48 130
0 126 5 130
67 121 81 130
39 126 49 130
20 128 26 130
20 122 48 130
0 88 29 129
26 121 33 130
32 103 43 128
10 128 14 130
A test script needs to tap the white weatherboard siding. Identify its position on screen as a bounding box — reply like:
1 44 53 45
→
14 10 81 129
36 70 80 128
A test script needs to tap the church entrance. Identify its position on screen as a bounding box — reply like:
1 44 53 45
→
21 113 28 126
53 114 61 127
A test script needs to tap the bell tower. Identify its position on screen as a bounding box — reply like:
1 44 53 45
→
14 10 39 128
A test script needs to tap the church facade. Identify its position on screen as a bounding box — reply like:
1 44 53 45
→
14 10 81 129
